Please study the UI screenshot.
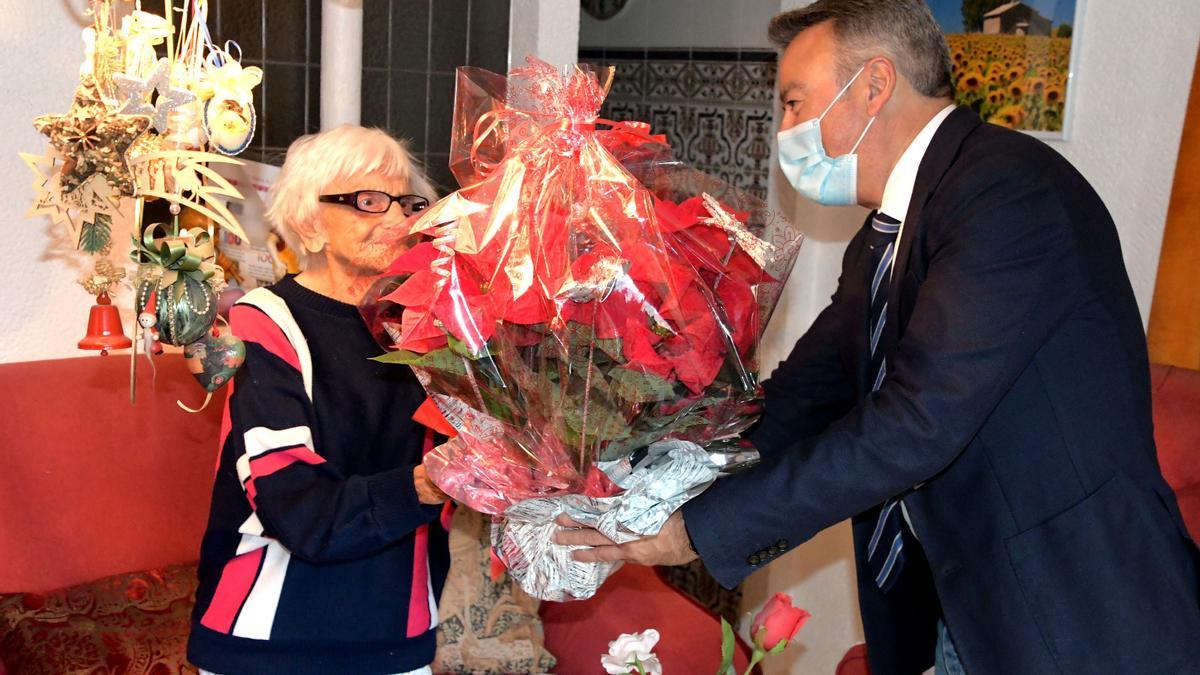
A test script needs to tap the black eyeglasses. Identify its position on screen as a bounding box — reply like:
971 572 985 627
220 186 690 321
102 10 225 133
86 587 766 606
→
318 190 430 215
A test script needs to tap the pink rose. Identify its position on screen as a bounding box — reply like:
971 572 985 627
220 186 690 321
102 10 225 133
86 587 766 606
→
751 593 811 650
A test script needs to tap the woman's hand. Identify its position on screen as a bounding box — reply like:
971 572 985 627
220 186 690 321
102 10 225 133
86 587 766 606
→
414 464 449 505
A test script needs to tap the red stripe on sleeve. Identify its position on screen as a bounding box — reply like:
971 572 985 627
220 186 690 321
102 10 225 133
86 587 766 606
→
230 304 301 372
248 445 326 479
200 545 266 634
406 524 431 637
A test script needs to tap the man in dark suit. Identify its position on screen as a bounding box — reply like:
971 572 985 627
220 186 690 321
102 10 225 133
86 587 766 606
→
558 1 1200 672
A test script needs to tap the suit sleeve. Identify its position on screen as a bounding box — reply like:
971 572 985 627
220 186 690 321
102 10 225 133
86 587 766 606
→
749 223 862 457
229 304 440 564
684 157 1078 587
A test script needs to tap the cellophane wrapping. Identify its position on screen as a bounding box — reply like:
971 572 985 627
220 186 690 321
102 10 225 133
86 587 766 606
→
361 58 803 599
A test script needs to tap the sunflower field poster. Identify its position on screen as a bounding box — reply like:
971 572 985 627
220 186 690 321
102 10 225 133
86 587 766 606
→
929 0 1080 136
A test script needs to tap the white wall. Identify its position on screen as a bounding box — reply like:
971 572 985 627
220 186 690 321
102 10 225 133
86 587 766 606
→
0 0 125 364
1043 0 1199 325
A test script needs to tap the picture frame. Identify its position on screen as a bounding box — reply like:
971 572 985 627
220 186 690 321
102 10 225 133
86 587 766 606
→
928 0 1085 140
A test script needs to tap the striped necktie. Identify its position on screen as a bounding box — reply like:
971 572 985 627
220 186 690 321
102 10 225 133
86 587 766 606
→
864 212 908 593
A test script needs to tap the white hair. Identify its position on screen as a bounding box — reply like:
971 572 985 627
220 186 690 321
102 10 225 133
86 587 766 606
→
265 124 437 268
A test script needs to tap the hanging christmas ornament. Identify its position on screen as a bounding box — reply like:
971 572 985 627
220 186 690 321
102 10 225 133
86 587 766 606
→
113 58 162 117
197 57 261 155
114 58 197 134
21 149 124 243
204 98 256 155
78 290 132 355
179 329 245 412
34 76 151 195
77 241 131 355
78 243 126 293
132 224 221 346
137 289 164 356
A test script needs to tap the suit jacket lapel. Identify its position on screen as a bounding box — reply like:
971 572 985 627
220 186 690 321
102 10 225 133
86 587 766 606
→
849 211 878 397
882 107 983 356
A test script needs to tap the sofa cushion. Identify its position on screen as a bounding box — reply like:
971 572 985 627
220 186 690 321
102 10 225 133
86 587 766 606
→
1151 364 1200 540
432 508 557 674
0 356 222 593
1152 364 1200 491
0 563 198 675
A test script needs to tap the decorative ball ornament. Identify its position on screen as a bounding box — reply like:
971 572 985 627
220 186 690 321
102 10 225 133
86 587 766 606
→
135 273 217 346
204 97 256 155
178 330 245 412
183 332 246 392
198 59 261 155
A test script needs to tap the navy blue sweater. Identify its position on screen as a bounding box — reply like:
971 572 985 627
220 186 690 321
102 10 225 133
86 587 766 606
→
188 276 449 674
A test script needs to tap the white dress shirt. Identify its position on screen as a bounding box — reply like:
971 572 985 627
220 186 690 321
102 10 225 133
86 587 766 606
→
879 104 957 246
877 104 956 536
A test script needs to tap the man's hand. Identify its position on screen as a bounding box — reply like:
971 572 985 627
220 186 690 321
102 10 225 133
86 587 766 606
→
414 464 449 505
553 511 698 567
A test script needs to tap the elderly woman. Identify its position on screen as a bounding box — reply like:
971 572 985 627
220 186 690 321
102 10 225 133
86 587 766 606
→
188 125 449 675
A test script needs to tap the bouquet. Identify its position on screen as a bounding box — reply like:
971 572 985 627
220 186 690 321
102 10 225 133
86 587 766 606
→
361 59 802 599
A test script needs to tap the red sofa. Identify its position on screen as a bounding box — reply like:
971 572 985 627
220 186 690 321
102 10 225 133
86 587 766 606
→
1152 363 1200 541
0 355 754 673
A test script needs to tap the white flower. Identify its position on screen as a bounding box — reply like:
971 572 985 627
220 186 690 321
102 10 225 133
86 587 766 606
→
602 628 663 674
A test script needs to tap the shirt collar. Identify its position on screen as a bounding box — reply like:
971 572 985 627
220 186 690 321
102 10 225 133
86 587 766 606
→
879 104 957 222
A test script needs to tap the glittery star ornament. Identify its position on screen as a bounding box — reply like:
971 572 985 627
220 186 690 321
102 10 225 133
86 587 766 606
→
115 58 198 133
112 58 163 117
34 76 151 196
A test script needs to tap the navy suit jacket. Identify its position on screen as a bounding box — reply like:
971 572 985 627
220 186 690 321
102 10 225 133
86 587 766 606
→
683 107 1200 674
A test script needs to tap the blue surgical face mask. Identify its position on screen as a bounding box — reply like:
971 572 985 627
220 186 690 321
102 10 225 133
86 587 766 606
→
777 65 876 206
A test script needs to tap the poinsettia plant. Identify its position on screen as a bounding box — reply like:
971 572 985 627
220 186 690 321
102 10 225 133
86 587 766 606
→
360 59 802 516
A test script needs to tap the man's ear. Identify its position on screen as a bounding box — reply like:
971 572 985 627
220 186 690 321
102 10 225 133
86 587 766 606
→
865 57 898 116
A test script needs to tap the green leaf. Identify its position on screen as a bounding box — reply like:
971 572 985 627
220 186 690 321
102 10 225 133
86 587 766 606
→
448 335 489 360
717 617 736 675
560 393 631 443
608 368 676 404
540 321 625 365
79 213 112 253
767 638 789 655
372 347 467 375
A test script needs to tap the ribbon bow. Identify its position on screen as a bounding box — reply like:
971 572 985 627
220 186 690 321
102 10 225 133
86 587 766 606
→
131 223 217 288
699 192 774 269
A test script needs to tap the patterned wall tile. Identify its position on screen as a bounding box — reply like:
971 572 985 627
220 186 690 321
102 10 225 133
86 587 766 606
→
586 49 777 201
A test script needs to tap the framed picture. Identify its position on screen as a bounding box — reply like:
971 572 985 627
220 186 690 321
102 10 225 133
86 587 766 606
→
927 0 1084 139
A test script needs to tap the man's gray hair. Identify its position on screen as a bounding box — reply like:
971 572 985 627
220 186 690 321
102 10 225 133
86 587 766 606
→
769 0 953 100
